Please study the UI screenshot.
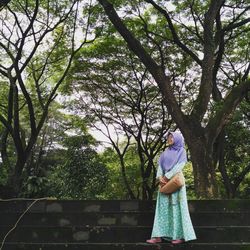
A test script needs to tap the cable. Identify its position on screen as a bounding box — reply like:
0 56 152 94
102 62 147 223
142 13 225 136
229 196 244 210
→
0 197 56 250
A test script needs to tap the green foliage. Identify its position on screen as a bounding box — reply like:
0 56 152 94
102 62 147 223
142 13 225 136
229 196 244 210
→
100 146 142 199
48 135 108 200
183 162 197 199
0 0 92 197
21 176 50 198
99 145 198 200
222 101 250 198
15 105 104 199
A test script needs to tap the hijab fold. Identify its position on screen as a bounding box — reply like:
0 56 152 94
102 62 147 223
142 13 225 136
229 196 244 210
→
159 131 187 173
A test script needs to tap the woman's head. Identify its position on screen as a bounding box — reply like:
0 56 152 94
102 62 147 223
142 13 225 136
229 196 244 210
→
160 131 187 172
167 131 185 149
167 133 174 145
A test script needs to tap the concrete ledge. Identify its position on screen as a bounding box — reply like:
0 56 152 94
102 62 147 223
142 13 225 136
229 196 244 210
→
2 242 250 250
0 211 250 226
0 225 250 243
0 199 250 213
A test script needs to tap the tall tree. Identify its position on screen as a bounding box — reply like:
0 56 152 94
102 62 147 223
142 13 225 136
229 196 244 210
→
97 0 250 198
64 34 178 199
0 0 95 197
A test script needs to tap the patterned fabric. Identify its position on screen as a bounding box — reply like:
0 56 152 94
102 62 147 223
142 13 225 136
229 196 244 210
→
150 162 197 241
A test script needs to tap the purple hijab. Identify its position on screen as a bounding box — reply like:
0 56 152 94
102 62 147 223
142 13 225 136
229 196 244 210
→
159 131 187 173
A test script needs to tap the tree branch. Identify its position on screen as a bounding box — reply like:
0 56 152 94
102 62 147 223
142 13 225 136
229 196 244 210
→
98 0 160 73
0 68 8 77
207 78 250 140
15 65 37 136
191 0 225 121
223 5 250 32
189 0 204 43
243 63 250 82
233 164 250 191
0 0 11 10
144 0 202 66
137 8 165 70
212 10 224 101
0 41 15 62
97 0 187 132
14 0 39 62
20 1 78 73
12 82 24 155
0 114 13 135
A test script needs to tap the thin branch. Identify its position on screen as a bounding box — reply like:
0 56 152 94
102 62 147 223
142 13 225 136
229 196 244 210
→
242 63 250 82
190 0 204 42
137 10 165 70
0 68 8 77
14 0 39 62
0 41 15 62
0 114 13 135
6 5 24 36
206 78 250 139
145 0 202 66
233 164 250 190
223 8 250 32
20 1 78 73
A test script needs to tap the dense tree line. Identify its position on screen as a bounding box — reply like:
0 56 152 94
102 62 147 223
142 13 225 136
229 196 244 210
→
0 0 249 199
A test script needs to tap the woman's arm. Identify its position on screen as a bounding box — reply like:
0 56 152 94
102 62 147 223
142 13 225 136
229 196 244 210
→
164 161 186 179
156 165 168 186
156 165 163 179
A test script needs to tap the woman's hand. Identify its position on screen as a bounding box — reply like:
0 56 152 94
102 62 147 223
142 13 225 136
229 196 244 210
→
159 176 169 187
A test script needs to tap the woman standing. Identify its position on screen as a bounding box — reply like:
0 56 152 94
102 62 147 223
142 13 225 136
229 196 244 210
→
146 131 196 244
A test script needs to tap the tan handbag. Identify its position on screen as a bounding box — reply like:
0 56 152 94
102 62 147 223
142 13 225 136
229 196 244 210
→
159 172 185 194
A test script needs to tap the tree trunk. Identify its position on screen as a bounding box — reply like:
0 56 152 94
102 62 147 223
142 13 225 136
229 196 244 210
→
119 156 136 199
0 156 27 198
144 159 156 200
188 138 218 198
141 175 154 200
0 129 10 169
215 130 234 198
6 155 26 197
141 163 152 200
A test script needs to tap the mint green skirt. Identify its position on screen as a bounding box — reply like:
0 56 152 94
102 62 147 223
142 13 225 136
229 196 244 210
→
151 186 197 241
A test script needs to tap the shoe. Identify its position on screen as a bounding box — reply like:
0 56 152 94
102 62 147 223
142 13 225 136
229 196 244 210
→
146 237 162 244
171 239 185 244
